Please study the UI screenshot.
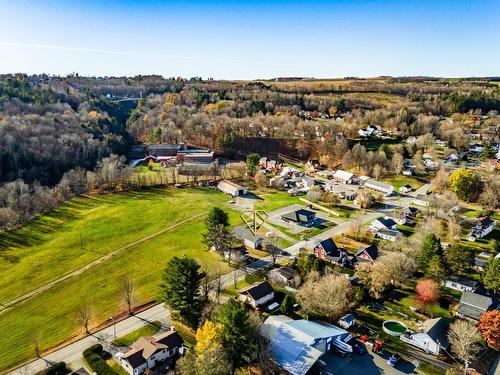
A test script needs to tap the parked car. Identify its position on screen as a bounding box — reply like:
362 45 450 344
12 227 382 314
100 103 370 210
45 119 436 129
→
387 354 400 367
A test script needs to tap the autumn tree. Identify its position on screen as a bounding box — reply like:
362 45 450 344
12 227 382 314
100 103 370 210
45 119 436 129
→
448 169 481 202
297 273 359 321
448 320 481 371
415 279 440 307
159 257 206 328
479 310 500 350
76 303 93 334
431 168 450 193
122 274 134 315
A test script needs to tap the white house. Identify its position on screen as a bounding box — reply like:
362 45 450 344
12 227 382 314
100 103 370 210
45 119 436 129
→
443 276 478 292
400 318 449 356
399 184 412 194
120 329 184 375
239 281 275 308
413 194 431 207
376 229 401 242
467 218 495 242
363 179 394 196
233 226 264 250
217 180 247 197
332 170 355 184
370 217 397 232
338 314 356 329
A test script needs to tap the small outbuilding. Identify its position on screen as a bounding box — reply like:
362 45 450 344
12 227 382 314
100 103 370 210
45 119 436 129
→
217 180 247 197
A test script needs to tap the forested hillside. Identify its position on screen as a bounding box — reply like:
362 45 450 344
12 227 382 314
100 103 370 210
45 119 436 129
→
1 74 499 230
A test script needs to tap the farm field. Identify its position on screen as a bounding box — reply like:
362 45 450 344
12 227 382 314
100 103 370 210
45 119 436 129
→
0 188 240 371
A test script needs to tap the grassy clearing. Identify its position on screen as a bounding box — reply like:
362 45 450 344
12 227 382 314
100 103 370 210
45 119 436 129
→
417 362 446 375
0 188 239 371
111 321 161 347
252 190 301 213
382 175 425 191
172 321 196 348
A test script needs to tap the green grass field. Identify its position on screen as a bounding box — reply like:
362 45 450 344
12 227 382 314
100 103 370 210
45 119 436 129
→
381 175 425 191
0 188 240 371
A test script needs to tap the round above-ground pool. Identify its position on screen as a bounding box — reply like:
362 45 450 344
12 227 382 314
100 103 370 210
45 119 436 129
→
382 320 408 336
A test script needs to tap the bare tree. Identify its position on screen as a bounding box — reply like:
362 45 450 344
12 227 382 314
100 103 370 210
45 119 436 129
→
448 320 481 373
122 274 134 315
76 303 93 334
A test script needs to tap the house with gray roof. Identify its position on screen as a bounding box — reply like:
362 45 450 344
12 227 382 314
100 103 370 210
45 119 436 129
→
400 317 449 355
260 315 353 375
456 291 493 321
281 208 316 226
233 226 264 250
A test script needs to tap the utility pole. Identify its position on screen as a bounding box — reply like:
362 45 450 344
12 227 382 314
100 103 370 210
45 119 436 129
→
110 316 116 339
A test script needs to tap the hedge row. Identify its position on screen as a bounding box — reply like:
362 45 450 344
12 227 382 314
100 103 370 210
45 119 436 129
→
34 362 69 375
83 344 117 375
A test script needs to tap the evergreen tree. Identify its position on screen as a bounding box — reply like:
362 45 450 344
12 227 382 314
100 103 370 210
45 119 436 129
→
480 143 497 160
419 234 443 271
445 245 473 276
426 255 449 281
280 294 295 315
159 257 206 328
246 153 261 175
214 300 256 369
483 258 500 293
205 207 230 230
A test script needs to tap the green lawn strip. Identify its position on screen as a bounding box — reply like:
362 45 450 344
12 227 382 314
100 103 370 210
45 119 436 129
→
111 321 161 347
0 188 237 304
0 217 229 371
381 175 425 191
417 362 446 375
109 360 130 375
223 279 251 298
253 191 301 213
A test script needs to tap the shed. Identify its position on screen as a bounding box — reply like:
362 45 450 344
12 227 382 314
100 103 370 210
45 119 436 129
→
217 180 247 197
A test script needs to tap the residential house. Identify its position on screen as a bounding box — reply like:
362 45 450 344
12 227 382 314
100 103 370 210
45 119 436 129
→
338 314 356 330
305 159 321 172
376 229 401 242
176 150 214 164
300 176 315 190
456 291 493 321
332 170 356 184
217 180 247 197
223 246 248 263
120 329 184 375
260 315 353 375
314 238 350 267
384 211 407 225
402 206 419 219
400 318 449 356
363 179 394 196
399 184 413 194
354 244 378 263
402 168 415 176
443 276 478 292
233 226 264 250
474 257 488 272
467 218 495 242
269 266 300 287
239 281 275 308
413 194 431 207
370 217 397 232
281 209 316 226
147 144 184 157
269 175 286 188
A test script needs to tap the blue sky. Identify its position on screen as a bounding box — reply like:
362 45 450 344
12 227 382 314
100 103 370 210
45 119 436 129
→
0 0 499 79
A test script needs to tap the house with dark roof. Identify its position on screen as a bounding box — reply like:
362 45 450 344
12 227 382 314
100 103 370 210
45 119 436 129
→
468 218 495 242
281 209 316 226
233 226 264 250
269 266 300 287
119 329 184 375
443 276 478 292
313 238 349 267
239 281 275 308
456 291 493 321
355 244 378 263
370 217 397 232
400 318 449 355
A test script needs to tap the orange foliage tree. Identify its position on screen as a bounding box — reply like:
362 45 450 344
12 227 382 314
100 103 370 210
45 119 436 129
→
479 310 500 349
415 279 440 306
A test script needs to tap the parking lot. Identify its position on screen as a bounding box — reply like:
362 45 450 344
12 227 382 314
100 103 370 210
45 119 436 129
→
320 350 418 375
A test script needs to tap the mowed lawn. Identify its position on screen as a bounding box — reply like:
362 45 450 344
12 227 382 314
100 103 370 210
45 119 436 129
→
0 188 238 371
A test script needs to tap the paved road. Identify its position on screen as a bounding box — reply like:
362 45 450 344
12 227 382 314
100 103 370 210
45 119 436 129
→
8 304 169 375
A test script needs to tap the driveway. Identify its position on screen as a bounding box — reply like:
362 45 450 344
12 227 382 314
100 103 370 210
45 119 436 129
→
321 351 418 375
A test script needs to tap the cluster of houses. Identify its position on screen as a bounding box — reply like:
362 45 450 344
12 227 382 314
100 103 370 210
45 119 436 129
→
313 237 379 268
131 143 216 171
368 207 419 241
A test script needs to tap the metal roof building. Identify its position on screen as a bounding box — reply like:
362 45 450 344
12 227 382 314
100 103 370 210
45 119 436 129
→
261 315 353 375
